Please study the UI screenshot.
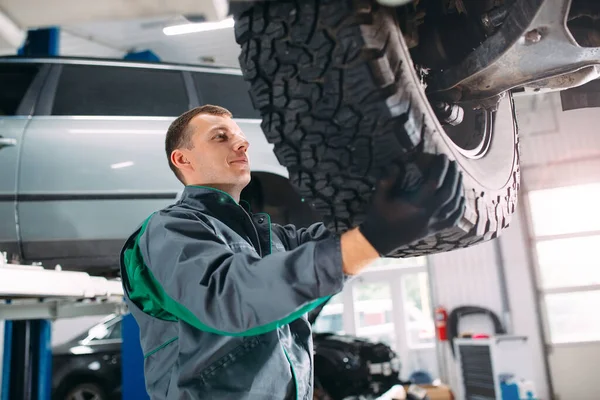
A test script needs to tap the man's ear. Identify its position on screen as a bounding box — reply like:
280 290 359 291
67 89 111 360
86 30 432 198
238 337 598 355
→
171 149 193 173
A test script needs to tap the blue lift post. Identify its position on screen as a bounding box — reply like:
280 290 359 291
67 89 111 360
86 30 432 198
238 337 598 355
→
1 320 53 400
121 313 150 400
1 319 13 400
18 27 60 57
1 27 58 400
123 49 161 63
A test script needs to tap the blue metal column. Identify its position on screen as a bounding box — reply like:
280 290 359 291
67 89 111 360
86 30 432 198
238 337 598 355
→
123 50 161 62
1 320 51 400
18 27 60 56
36 321 52 400
1 321 13 400
121 313 149 400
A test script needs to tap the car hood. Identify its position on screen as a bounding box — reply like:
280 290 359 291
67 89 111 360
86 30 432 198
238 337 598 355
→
52 342 74 355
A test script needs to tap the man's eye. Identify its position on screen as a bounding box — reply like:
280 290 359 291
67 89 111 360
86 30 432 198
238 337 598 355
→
214 133 227 140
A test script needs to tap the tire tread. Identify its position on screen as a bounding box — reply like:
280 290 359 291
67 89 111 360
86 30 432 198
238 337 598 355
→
233 0 520 257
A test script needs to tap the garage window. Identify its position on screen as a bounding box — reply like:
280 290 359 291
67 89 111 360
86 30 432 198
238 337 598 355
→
52 64 189 117
192 72 260 119
529 182 600 344
0 63 40 116
311 257 437 380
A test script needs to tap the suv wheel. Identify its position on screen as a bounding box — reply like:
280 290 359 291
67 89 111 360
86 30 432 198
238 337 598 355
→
232 0 520 257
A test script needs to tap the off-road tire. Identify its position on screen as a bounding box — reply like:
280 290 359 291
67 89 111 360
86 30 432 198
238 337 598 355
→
232 0 520 257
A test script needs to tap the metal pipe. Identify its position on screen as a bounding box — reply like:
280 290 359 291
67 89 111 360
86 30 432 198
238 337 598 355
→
493 237 512 333
425 256 449 384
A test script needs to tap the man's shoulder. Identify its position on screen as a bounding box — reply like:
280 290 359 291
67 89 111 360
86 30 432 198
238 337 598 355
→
134 204 216 248
145 203 213 232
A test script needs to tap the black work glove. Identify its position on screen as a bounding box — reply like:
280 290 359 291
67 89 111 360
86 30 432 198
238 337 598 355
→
359 154 466 256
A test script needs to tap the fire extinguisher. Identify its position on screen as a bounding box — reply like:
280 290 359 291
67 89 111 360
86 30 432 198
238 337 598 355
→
434 306 448 341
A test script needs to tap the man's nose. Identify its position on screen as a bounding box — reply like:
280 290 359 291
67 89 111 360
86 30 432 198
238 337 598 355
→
233 136 249 152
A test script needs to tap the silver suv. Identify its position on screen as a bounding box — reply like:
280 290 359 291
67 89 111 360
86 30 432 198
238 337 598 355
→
0 57 290 274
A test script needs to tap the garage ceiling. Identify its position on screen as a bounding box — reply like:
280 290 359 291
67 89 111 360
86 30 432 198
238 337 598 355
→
61 16 242 68
0 14 242 68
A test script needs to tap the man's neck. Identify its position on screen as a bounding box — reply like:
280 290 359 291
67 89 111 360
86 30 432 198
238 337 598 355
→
187 183 241 203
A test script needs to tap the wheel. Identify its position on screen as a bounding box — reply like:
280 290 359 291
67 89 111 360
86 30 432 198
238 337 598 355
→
63 382 107 400
232 0 520 256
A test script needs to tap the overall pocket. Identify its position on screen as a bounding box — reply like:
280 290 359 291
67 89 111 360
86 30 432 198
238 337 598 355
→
198 336 262 384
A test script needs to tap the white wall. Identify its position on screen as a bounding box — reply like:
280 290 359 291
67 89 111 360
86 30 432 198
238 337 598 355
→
514 91 600 400
515 92 600 191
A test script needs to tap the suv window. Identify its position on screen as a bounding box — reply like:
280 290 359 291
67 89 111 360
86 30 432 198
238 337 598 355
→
193 72 260 119
52 64 189 116
0 63 40 116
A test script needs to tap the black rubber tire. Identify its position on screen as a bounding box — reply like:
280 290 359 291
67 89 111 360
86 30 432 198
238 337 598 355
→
63 382 107 400
232 0 520 257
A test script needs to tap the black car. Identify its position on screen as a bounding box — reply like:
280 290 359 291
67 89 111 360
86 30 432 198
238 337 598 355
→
52 315 123 400
52 310 404 400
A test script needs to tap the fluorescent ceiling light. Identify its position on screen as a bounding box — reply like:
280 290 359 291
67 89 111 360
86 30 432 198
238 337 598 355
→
111 161 134 169
163 17 234 36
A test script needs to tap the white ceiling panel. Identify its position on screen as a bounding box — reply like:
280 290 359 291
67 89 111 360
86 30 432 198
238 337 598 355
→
149 28 241 67
60 30 126 59
60 17 241 67
0 0 229 28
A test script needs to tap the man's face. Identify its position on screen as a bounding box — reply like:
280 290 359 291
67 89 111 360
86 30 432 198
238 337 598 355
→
176 113 251 190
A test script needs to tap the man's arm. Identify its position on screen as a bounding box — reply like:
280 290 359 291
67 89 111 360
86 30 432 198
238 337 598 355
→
272 222 330 250
340 227 380 275
134 209 359 336
272 223 379 276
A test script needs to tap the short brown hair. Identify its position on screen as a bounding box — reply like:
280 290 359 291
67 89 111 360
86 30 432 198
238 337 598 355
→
165 105 233 183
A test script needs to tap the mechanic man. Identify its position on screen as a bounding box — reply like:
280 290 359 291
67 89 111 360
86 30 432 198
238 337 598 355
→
120 104 464 399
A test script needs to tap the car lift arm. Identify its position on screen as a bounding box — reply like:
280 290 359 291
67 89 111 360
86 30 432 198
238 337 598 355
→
0 260 125 400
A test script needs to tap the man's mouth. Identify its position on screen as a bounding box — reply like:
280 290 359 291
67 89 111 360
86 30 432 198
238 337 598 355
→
230 157 248 165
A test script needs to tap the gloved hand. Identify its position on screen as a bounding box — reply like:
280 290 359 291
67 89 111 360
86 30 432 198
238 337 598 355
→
359 154 465 256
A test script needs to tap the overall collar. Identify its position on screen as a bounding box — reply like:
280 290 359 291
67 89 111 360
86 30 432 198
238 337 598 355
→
179 185 251 213
179 185 270 255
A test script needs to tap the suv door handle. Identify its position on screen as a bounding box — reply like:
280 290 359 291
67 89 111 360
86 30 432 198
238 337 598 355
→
0 137 17 150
